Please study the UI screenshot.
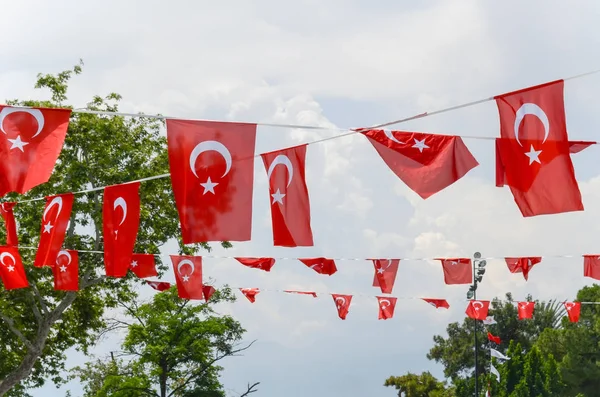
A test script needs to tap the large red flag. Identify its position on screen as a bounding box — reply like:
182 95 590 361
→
0 106 71 197
517 301 535 320
235 257 276 272
0 246 28 289
465 300 490 320
34 193 74 268
103 182 141 278
495 80 583 216
372 259 399 294
166 120 256 243
53 249 79 291
332 294 352 320
299 257 337 275
505 257 542 281
129 253 157 278
261 144 313 247
583 255 600 280
438 258 472 285
564 302 581 323
0 202 18 246
360 129 478 199
377 296 397 320
170 255 203 300
422 298 450 309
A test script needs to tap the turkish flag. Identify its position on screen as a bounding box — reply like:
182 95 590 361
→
332 294 352 320
465 300 490 320
299 257 337 275
0 246 28 289
564 301 581 322
583 255 600 280
487 332 501 345
129 253 157 278
0 106 71 197
377 296 397 320
203 285 215 302
33 193 74 268
261 144 313 247
53 249 78 291
103 182 141 278
439 258 472 285
361 129 478 199
372 259 399 294
0 202 18 246
505 257 542 281
495 80 583 216
422 298 450 309
240 288 259 303
170 255 203 300
166 120 256 243
235 257 276 272
284 290 317 298
147 281 171 292
517 301 535 319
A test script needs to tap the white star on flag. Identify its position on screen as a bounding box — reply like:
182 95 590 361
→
131 261 138 268
43 222 53 234
7 265 15 272
525 144 542 165
271 189 286 205
8 135 29 152
412 138 429 152
182 275 190 282
200 177 218 194
60 265 67 272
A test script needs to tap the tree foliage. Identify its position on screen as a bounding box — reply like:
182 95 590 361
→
384 371 454 397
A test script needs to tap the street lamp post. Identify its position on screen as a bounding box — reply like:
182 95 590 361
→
467 252 487 397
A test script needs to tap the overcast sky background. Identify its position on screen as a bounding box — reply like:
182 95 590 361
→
3 1 600 396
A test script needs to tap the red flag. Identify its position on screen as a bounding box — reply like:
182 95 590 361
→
33 193 74 268
564 301 581 323
422 298 450 309
372 259 400 294
332 294 352 320
203 285 215 302
170 255 203 300
129 253 157 278
377 296 397 320
235 257 276 272
103 182 141 278
518 301 535 319
53 249 78 291
360 129 478 199
0 202 18 246
505 257 542 281
166 120 256 243
284 290 317 298
240 288 259 303
466 300 490 320
299 257 337 275
439 258 472 285
147 281 171 292
495 80 583 216
0 106 71 197
487 332 501 345
261 144 313 247
0 246 28 289
583 255 600 280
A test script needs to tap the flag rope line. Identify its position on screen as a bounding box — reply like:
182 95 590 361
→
4 69 600 205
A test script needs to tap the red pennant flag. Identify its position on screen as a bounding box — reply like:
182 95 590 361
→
505 257 542 281
129 253 157 278
166 120 256 243
0 246 28 289
377 296 397 320
203 285 216 302
466 300 490 320
517 301 535 319
487 332 501 345
564 301 581 322
170 255 203 300
299 257 337 275
438 258 472 285
332 294 352 320
0 202 18 246
284 290 317 298
0 106 71 197
53 249 79 291
240 288 259 303
235 257 276 272
372 259 400 294
34 193 74 268
495 80 583 217
360 129 478 199
103 182 141 278
147 281 171 292
583 255 600 280
261 144 313 247
422 298 450 309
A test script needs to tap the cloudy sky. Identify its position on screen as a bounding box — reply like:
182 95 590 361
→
3 1 600 396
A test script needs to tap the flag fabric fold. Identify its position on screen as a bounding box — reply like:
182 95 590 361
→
34 193 74 268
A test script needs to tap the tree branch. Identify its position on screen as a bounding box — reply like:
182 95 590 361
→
30 284 49 314
239 382 260 397
111 386 159 397
0 312 33 349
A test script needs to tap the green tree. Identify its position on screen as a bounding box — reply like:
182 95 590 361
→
70 287 258 397
384 371 454 397
0 63 226 395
